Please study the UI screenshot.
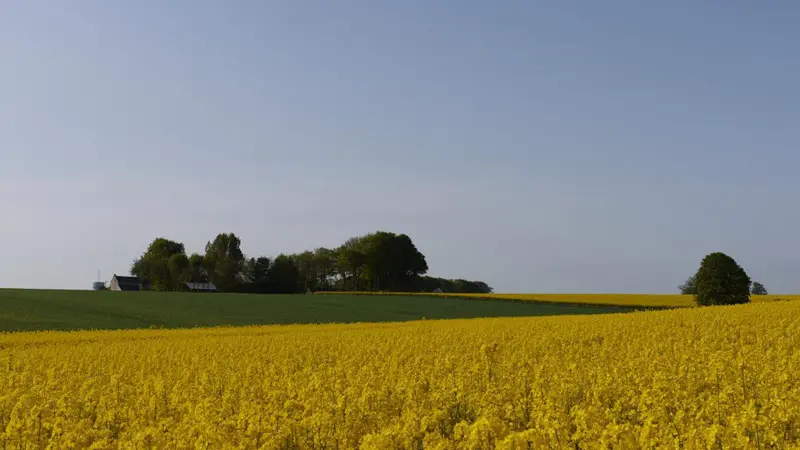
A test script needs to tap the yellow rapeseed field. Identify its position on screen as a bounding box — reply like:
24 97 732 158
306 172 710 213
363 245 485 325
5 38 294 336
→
320 291 800 308
1 301 799 448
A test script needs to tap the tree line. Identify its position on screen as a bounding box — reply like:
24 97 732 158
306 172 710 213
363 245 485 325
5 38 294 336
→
130 231 492 294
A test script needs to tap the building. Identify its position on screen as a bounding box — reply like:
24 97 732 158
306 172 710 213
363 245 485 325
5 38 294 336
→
110 274 147 291
184 282 217 292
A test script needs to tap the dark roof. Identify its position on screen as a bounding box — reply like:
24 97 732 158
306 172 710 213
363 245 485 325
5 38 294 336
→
113 274 143 290
114 275 139 281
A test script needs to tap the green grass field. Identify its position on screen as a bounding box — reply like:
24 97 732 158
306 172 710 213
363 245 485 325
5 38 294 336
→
0 289 635 332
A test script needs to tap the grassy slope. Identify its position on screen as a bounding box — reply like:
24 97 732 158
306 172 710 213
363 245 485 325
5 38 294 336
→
0 289 634 332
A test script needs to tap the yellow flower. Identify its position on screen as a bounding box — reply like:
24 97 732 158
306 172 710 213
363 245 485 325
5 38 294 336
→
0 301 798 448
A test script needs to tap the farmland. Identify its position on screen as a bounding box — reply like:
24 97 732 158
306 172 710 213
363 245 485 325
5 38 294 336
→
0 289 631 332
1 300 798 448
319 291 800 308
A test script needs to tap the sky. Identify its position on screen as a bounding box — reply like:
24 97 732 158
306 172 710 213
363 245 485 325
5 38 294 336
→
1 1 799 293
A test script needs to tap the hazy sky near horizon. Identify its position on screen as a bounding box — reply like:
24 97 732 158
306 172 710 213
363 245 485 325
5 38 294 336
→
2 1 799 293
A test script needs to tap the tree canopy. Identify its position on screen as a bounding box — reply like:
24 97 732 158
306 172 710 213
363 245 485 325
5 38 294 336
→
130 238 186 291
204 233 245 292
129 231 491 294
693 252 751 306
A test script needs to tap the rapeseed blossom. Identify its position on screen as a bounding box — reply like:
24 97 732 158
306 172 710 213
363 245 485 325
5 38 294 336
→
0 301 798 448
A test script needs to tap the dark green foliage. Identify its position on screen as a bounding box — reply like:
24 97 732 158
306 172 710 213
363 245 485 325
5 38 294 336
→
311 248 338 290
267 255 302 293
694 252 751 306
0 289 634 333
131 238 186 291
338 246 368 291
357 231 429 291
242 256 271 291
292 251 316 292
204 233 245 292
678 275 696 295
129 230 491 295
167 253 190 288
751 281 768 295
187 253 208 283
415 277 493 294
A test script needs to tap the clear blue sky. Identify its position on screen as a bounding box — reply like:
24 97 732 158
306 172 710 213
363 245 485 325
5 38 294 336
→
1 1 798 293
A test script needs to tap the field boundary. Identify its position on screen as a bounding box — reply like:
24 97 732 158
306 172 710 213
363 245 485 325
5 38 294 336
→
316 291 799 309
313 291 680 310
442 295 672 310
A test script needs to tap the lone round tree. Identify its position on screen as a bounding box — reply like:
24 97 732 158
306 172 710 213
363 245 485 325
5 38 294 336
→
694 252 751 306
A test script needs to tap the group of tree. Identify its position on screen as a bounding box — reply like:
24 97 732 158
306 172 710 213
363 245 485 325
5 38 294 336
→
130 231 492 294
678 252 767 306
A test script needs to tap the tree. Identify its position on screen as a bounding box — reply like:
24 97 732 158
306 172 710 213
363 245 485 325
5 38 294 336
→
678 275 696 295
267 254 301 293
751 281 768 295
293 251 317 292
337 247 367 291
694 252 751 306
204 233 245 292
242 256 271 292
244 256 270 283
187 253 208 283
131 237 186 291
167 253 190 290
359 231 428 291
312 248 337 291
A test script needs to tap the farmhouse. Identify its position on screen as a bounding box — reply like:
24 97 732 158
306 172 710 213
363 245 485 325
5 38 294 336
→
184 282 217 292
110 274 147 291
